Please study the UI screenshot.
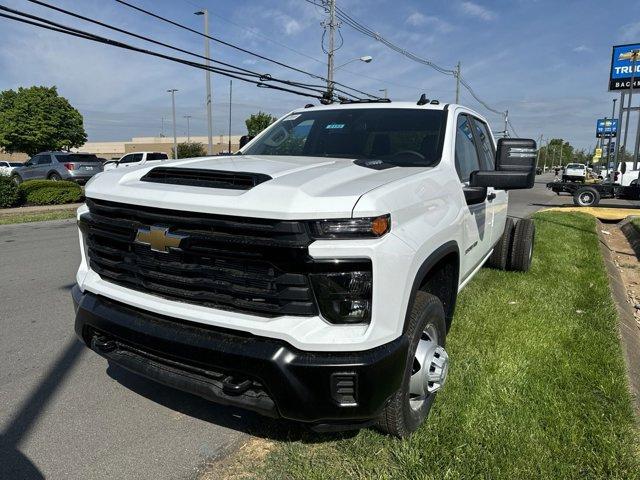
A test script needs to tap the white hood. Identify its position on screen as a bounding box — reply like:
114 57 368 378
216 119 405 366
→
86 155 427 219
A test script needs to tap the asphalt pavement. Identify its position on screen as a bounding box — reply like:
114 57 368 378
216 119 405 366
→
1 174 639 479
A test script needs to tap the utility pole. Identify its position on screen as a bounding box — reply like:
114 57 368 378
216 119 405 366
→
167 89 178 159
622 49 639 167
378 88 388 99
161 116 165 137
228 80 233 153
455 61 461 104
183 115 192 143
325 0 336 100
503 110 509 138
195 9 214 155
615 91 625 166
605 98 617 176
536 134 543 170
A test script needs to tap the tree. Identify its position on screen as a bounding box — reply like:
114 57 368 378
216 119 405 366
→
245 111 276 137
0 86 87 156
538 138 574 167
177 142 206 158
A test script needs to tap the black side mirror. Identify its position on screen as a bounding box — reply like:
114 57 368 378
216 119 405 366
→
470 138 537 190
463 186 487 205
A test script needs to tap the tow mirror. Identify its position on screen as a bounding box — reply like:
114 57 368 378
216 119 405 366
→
469 138 537 190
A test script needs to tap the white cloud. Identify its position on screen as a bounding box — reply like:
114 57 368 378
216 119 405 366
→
572 45 592 53
405 12 454 32
283 18 302 35
460 1 496 21
620 22 640 42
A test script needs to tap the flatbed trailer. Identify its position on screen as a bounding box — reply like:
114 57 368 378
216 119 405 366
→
546 181 640 206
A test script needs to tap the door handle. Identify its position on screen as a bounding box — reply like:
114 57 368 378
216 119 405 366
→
487 192 497 201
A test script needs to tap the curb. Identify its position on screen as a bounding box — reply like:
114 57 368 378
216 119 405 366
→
597 221 640 417
0 203 82 217
542 206 640 221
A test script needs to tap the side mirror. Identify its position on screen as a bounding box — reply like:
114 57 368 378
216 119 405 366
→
470 138 537 190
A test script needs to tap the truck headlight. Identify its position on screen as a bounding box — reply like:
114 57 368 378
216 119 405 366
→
309 214 390 239
310 271 372 324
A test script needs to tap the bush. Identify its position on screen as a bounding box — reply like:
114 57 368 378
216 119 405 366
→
18 179 83 205
0 174 21 208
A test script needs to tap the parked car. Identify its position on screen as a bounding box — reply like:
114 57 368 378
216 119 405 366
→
0 161 24 176
73 99 537 438
11 152 103 184
605 161 640 186
103 151 169 171
562 163 587 182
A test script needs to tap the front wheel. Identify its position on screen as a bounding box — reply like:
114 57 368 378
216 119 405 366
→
376 292 448 438
573 186 600 207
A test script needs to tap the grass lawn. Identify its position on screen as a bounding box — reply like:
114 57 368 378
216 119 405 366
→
0 210 75 225
252 212 639 480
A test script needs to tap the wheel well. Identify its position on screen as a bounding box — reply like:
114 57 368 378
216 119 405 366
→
418 253 459 330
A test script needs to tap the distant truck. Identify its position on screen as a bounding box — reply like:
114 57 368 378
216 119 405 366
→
562 163 587 182
103 152 169 171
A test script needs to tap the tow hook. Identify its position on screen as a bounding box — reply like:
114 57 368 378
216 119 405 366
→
91 335 117 353
222 376 252 396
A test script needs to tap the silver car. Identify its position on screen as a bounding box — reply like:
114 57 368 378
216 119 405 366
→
11 151 104 184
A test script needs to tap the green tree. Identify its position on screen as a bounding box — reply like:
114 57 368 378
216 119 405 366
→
0 86 87 155
538 139 574 167
245 111 276 137
177 142 206 158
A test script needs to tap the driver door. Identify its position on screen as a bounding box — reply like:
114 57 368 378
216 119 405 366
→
20 156 40 180
455 113 493 279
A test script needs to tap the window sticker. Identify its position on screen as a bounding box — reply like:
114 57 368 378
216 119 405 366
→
325 123 345 129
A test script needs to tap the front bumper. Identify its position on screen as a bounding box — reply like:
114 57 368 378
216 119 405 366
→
72 286 408 425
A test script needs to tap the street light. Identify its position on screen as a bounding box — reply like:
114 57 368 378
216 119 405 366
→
194 10 213 155
334 55 373 71
167 89 178 159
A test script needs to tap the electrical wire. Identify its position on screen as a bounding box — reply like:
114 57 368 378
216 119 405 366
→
113 0 379 100
0 6 330 101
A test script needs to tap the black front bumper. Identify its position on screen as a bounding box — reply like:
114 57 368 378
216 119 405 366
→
72 286 408 425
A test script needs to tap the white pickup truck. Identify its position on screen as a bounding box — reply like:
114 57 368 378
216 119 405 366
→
103 151 169 171
72 99 536 437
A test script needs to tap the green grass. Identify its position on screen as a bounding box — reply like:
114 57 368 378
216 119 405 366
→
254 212 639 480
0 209 75 225
630 217 640 233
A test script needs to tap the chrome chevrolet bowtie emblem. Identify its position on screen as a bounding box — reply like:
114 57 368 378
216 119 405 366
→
135 225 186 253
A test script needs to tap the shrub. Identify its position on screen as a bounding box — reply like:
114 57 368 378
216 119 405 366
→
0 175 21 208
18 179 83 205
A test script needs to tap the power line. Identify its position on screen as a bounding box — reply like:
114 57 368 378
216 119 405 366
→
0 5 330 101
114 0 378 100
24 0 343 98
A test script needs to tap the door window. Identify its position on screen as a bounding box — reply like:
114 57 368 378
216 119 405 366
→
471 119 495 170
454 114 481 182
120 153 143 164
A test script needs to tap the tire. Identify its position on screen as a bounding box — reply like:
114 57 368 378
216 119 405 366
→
509 218 535 272
376 291 448 438
11 174 22 185
573 186 600 207
48 172 62 181
486 217 515 270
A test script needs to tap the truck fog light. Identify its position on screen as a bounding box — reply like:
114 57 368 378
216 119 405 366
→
310 271 372 324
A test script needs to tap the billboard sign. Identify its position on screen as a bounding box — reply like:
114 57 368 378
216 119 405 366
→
596 118 618 138
609 43 640 91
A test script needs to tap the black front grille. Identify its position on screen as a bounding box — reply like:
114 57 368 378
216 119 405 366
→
81 198 318 317
140 167 272 190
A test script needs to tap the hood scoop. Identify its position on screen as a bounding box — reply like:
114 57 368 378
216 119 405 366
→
140 167 272 190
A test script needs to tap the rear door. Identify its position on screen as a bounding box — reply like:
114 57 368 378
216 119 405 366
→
35 154 54 179
455 113 493 278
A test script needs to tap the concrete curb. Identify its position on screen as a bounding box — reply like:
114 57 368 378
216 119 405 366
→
597 221 640 417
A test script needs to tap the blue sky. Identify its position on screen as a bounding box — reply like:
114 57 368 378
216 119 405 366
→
1 0 640 150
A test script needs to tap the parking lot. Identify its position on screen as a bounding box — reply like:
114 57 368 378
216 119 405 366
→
1 173 638 479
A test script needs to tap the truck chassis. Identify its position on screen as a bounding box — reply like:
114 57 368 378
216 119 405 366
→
547 181 640 206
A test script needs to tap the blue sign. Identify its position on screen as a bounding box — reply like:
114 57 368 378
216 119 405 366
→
609 43 640 91
596 118 618 138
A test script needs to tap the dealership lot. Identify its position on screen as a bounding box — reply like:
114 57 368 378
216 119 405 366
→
0 174 637 479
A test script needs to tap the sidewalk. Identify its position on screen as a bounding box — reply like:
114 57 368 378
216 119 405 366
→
0 202 82 217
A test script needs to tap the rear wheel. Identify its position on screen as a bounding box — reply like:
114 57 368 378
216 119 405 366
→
48 172 62 181
573 187 600 207
486 217 515 270
509 219 535 272
376 292 448 438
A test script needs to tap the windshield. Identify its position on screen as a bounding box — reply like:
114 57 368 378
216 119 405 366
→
243 108 447 167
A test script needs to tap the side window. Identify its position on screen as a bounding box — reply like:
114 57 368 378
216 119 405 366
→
454 114 481 182
37 154 52 165
119 154 134 164
0 162 7 167
471 119 495 170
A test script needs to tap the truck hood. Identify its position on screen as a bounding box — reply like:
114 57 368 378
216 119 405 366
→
86 155 427 219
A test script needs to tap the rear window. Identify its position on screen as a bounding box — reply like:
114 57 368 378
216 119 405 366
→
566 164 584 169
147 153 168 161
9 162 22 167
55 154 101 163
